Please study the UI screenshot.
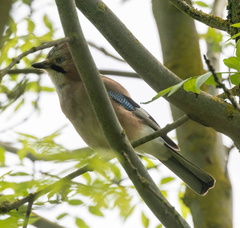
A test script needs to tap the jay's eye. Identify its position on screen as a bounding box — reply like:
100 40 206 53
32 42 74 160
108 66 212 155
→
55 57 65 64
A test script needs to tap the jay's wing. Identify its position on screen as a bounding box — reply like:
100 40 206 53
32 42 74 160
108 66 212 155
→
108 90 215 195
107 91 179 151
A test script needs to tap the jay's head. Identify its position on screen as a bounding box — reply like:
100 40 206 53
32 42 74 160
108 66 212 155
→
32 42 81 84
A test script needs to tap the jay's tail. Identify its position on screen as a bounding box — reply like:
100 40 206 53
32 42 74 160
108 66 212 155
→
160 150 215 195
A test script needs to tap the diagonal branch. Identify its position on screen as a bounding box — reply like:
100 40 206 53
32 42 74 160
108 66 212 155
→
132 115 189 148
88 41 125 62
168 0 229 32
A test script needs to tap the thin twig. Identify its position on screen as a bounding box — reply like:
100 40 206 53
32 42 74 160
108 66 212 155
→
7 68 140 78
132 115 189 148
7 69 43 75
0 37 72 80
203 55 240 111
22 194 34 228
217 85 240 99
87 41 125 62
169 0 229 32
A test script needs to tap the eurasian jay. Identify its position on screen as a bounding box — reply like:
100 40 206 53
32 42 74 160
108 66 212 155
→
32 42 215 195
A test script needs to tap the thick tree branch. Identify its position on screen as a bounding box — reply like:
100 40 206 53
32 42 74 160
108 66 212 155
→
168 0 229 32
54 0 191 227
75 0 240 150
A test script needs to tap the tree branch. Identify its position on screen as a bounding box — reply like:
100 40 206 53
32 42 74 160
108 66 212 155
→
7 68 139 78
88 41 125 62
55 0 191 227
217 85 240 99
0 141 95 162
23 194 34 228
132 115 189 148
168 0 229 32
31 212 65 228
0 37 72 81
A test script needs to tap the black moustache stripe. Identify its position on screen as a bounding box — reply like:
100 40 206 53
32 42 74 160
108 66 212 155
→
50 64 66 73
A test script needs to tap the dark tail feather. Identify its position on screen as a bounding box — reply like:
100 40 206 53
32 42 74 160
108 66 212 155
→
160 151 215 195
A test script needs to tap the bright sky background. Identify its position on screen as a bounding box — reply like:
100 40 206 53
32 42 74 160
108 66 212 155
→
2 0 240 227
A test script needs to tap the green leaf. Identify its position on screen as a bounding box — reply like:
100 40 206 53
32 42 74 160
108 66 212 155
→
0 216 18 228
196 72 212 89
17 132 38 139
141 86 173 104
156 225 163 228
14 98 24 112
223 57 240 71
141 212 150 228
230 73 240 85
142 79 189 104
26 18 35 33
88 205 104 217
205 73 222 86
178 192 191 219
225 32 240 43
0 147 6 165
43 14 53 30
230 32 240 40
75 218 90 228
11 172 30 176
40 86 55 92
160 177 175 185
183 78 200 94
193 1 209 7
168 80 187 96
56 213 68 220
82 172 92 185
231 23 240 28
68 199 83 206
236 40 240 58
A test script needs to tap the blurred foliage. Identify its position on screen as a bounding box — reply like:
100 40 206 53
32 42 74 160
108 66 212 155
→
0 0 56 121
0 129 173 227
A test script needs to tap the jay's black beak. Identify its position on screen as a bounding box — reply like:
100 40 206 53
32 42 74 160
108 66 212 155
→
31 61 48 69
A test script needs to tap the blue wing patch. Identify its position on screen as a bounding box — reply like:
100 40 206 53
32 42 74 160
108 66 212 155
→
108 91 136 111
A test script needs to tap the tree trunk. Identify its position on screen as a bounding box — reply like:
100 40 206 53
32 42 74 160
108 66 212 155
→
152 0 232 227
